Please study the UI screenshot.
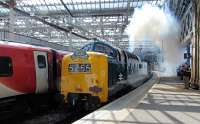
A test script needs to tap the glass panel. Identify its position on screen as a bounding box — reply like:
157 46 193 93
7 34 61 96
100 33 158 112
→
104 3 110 9
104 45 115 57
94 44 106 53
56 5 65 10
139 64 143 69
66 5 73 10
37 6 48 11
0 57 13 77
37 55 46 68
82 44 92 51
23 7 31 12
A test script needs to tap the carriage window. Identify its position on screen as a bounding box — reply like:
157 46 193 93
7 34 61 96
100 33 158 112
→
37 55 46 68
0 57 13 77
139 64 143 69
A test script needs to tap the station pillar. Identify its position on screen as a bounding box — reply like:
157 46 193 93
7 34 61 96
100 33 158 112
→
191 0 200 89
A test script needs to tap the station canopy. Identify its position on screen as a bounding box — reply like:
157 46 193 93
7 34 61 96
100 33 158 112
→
0 0 166 50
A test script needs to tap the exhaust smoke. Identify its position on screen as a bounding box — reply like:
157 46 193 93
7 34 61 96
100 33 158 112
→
126 4 184 76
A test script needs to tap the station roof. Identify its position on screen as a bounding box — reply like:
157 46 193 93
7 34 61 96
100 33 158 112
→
14 0 166 17
0 0 167 51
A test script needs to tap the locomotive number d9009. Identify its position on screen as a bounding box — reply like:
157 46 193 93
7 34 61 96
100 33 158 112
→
68 63 91 72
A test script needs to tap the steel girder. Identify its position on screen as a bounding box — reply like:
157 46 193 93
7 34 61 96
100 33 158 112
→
0 0 166 50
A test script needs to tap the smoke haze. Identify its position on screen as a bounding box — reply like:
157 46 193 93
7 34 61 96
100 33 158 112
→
126 4 184 76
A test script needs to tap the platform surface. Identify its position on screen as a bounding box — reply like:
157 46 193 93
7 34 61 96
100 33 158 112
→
74 79 200 124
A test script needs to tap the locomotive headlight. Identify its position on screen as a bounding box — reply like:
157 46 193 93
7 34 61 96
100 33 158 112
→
75 84 82 92
91 78 99 84
77 84 80 89
95 79 99 84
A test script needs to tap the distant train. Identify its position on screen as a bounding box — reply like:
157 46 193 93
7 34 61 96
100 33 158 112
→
61 40 151 110
0 41 70 117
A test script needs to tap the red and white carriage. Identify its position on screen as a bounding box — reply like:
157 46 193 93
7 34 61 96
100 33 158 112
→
0 41 69 116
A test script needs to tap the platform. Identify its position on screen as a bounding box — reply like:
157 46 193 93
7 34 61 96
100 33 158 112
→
74 75 200 124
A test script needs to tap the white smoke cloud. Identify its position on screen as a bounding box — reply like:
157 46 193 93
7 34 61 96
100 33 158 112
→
126 4 185 76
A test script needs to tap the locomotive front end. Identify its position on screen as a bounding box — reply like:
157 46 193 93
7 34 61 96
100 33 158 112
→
61 50 108 109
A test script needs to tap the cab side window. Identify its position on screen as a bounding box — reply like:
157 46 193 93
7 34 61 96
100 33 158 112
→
104 46 117 58
0 57 13 77
104 45 113 57
94 43 117 59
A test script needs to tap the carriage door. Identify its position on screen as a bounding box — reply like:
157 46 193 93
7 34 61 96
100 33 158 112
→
34 51 48 93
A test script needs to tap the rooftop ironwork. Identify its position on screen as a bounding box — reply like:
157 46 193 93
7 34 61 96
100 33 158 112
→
0 0 167 50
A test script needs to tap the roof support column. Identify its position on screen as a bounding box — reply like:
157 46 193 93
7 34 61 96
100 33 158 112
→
7 0 16 41
100 16 104 38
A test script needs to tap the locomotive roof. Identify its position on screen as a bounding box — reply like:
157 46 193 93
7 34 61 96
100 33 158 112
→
124 50 140 61
86 40 140 61
87 39 119 51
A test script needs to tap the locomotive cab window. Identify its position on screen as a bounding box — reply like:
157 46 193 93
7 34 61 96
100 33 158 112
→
37 55 46 68
82 44 92 51
0 57 13 77
94 43 117 59
94 44 106 53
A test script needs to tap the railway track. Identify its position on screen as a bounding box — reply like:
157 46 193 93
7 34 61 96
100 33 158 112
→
2 76 152 124
1 105 90 124
1 87 132 124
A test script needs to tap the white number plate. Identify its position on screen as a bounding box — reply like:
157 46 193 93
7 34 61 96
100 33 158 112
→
68 64 91 72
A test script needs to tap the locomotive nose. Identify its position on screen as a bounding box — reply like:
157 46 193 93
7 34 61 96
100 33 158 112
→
61 52 108 104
